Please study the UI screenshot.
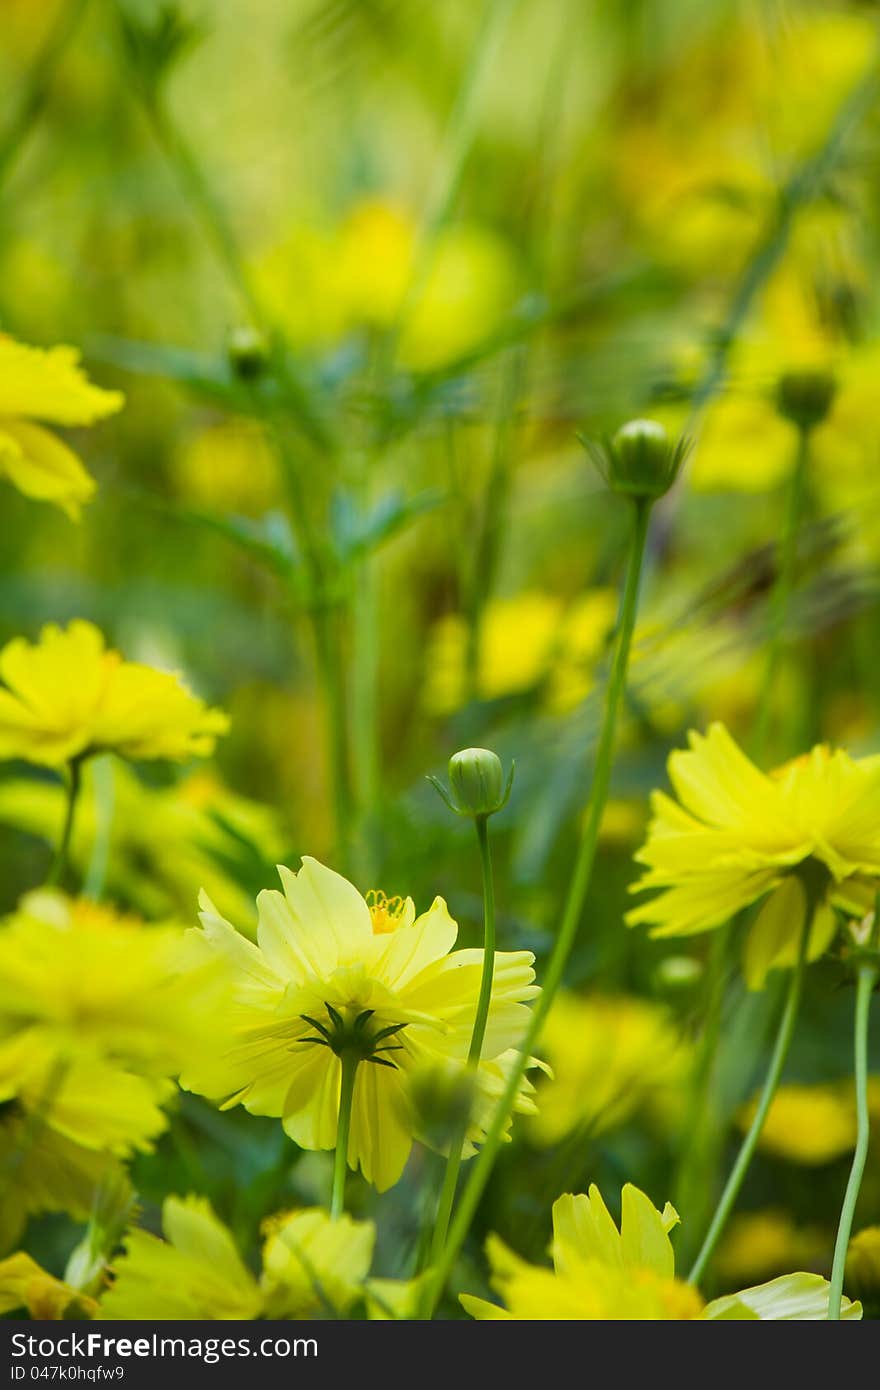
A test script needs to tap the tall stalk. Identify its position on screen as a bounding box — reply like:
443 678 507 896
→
424 497 652 1313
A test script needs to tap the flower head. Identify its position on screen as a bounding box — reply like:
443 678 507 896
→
585 419 691 501
182 857 538 1191
627 723 880 986
0 890 220 1157
0 334 123 518
0 620 228 769
461 1183 861 1320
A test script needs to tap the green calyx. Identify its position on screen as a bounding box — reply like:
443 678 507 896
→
776 369 836 432
298 1003 408 1069
583 418 692 500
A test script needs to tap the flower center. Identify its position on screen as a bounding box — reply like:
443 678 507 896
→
366 889 406 935
297 1003 408 1068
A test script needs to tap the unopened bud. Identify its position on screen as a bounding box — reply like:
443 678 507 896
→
429 747 514 820
227 325 268 381
776 369 836 432
584 419 691 501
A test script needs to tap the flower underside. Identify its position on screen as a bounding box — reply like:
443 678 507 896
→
297 1002 408 1069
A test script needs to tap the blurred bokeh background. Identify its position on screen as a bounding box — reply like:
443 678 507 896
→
2 0 880 1310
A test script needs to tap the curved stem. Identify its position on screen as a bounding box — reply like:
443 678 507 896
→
427 815 496 1273
46 758 83 888
828 955 877 1318
753 426 810 763
330 1052 359 1220
424 497 652 1314
687 908 812 1287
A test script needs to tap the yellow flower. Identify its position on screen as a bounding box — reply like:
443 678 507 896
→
261 1207 375 1317
530 992 690 1144
627 724 880 986
742 1083 857 1165
100 1196 262 1321
0 334 123 518
0 890 219 1158
846 1227 880 1292
0 620 228 768
462 1184 860 1321
0 1252 96 1320
181 857 538 1191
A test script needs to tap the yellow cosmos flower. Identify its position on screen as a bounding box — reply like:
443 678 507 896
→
0 334 123 518
717 1211 829 1284
261 1207 375 1317
0 1252 96 1320
847 1227 880 1292
0 890 219 1158
530 992 691 1144
182 857 538 1191
0 620 228 769
462 1184 861 1321
627 723 880 986
0 1108 119 1250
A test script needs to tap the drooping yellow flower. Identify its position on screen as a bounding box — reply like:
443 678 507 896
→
181 857 538 1191
0 1107 120 1250
742 1083 858 1166
0 1252 96 1320
0 890 219 1158
461 1184 860 1320
100 1196 262 1321
0 334 123 518
627 724 880 986
0 620 228 769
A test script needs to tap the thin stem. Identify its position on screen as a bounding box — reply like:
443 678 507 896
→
313 609 353 872
828 953 878 1318
330 1052 359 1220
46 759 83 888
427 816 497 1272
0 0 90 190
753 426 811 763
687 905 813 1287
424 497 652 1314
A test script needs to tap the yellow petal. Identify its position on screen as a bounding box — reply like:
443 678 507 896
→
0 420 95 518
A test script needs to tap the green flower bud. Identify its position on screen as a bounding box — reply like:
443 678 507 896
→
775 369 836 432
428 747 514 820
584 418 692 500
227 326 268 381
653 954 703 993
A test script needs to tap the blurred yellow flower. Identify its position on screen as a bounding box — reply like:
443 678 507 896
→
256 199 518 371
182 857 538 1191
846 1227 880 1292
0 890 219 1158
100 1196 262 1320
0 1252 96 1320
0 763 287 930
0 620 228 768
530 992 690 1144
462 1183 860 1321
0 1107 119 1250
717 1210 828 1284
425 588 616 716
742 1083 857 1165
628 724 880 986
261 1207 375 1317
0 335 122 518
174 418 279 514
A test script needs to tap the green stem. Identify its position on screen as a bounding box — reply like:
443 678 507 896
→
424 497 652 1314
427 816 497 1274
46 759 83 888
753 426 811 763
828 954 878 1318
330 1052 359 1220
0 0 90 190
313 608 353 872
687 906 813 1287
